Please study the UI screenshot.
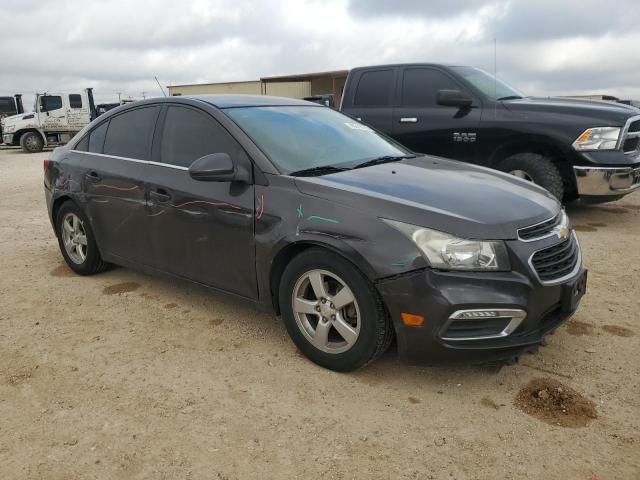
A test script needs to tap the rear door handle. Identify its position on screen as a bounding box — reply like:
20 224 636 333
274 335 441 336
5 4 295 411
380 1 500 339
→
150 189 172 204
399 117 418 123
85 172 101 183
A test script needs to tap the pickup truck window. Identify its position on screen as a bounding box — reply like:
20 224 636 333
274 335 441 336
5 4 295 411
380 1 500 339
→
401 68 460 107
69 94 83 109
451 66 524 101
41 95 62 112
226 105 407 173
354 70 394 107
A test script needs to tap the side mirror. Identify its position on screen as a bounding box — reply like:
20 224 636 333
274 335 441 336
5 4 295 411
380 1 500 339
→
436 89 473 108
188 153 249 183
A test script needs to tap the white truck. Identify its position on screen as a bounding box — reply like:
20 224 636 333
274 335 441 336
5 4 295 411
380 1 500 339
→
1 88 97 153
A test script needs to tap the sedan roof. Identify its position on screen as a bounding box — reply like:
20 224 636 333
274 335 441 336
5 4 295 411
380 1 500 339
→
190 94 319 108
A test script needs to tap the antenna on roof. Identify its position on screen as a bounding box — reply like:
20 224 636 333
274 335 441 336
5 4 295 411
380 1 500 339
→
154 76 167 97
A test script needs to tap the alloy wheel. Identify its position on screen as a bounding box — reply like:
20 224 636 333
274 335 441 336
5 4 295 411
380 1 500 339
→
61 212 88 264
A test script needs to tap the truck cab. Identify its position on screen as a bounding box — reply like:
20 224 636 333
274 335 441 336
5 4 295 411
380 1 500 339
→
2 89 96 153
340 63 640 202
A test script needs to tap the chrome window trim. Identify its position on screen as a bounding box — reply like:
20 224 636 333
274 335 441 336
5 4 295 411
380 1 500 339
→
70 149 189 171
528 231 582 286
517 210 567 243
440 308 527 341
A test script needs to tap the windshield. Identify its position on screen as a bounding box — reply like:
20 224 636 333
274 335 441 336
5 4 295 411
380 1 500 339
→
225 106 409 174
451 66 525 101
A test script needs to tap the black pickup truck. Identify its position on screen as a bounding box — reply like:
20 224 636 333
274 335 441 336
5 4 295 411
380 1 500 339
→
0 94 23 139
340 64 640 202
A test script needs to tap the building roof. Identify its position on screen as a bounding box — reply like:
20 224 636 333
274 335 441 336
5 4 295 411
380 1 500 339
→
190 94 318 108
260 69 349 82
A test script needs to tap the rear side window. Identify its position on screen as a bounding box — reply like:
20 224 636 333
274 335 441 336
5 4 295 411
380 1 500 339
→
160 106 246 168
75 135 89 151
89 121 109 153
401 68 460 107
354 70 394 107
41 95 63 111
103 107 160 160
69 94 83 109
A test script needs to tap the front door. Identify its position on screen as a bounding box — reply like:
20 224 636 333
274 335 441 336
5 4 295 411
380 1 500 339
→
146 105 257 299
392 67 482 163
39 95 67 131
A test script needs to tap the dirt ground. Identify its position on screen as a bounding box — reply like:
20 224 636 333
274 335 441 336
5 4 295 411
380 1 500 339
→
1 147 638 479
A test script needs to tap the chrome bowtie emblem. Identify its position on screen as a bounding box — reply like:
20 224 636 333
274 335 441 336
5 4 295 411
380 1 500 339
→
555 226 570 240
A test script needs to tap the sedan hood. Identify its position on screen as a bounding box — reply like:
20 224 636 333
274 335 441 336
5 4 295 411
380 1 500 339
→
294 156 560 240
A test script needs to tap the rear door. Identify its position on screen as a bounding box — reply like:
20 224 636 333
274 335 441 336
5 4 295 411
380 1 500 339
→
146 104 257 298
80 106 160 265
342 68 396 133
392 67 481 162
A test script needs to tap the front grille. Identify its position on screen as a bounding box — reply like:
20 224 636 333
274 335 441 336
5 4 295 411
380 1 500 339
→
530 236 579 282
628 120 640 133
518 214 560 241
442 318 511 339
623 137 639 153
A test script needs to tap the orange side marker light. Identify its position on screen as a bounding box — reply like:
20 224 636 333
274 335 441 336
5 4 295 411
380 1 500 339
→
401 313 425 327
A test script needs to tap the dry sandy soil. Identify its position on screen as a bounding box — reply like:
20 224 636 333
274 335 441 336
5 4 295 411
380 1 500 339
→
1 147 638 479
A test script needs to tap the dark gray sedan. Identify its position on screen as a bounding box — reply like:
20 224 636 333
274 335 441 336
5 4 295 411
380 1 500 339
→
44 95 587 371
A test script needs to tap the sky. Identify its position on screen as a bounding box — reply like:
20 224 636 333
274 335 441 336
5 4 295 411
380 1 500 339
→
2 0 639 108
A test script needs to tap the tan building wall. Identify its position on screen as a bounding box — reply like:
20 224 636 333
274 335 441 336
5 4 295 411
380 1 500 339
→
168 81 261 96
262 81 311 98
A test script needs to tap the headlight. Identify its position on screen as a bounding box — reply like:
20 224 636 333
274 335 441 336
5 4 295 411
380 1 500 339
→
572 127 620 151
383 219 510 271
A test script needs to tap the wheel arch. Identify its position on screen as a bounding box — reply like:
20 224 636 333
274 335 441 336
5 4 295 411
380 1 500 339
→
488 137 578 197
15 128 46 145
268 240 377 315
51 194 77 234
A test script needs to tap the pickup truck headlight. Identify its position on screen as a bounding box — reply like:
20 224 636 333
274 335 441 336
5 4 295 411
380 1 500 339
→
572 127 620 151
383 219 510 271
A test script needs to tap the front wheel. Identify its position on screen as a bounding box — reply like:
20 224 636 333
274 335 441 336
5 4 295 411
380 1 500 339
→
19 131 44 153
279 249 393 371
499 153 564 201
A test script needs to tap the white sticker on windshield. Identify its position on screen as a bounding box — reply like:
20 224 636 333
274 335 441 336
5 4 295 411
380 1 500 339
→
344 122 372 131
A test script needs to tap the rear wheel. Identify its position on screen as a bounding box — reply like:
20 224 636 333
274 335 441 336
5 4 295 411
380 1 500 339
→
19 131 44 153
55 201 108 275
499 153 564 201
279 249 393 371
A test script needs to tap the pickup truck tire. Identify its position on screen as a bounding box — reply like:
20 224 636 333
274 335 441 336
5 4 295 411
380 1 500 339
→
279 248 393 372
20 131 44 153
499 153 564 200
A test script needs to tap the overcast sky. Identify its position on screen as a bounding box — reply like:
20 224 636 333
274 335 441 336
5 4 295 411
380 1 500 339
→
2 0 639 107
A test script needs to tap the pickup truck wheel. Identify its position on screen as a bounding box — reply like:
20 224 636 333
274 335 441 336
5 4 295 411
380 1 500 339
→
20 131 44 153
500 153 564 200
279 248 393 372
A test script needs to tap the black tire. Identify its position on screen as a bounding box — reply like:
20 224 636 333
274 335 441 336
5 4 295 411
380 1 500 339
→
279 248 393 372
20 131 44 153
55 201 108 275
499 153 564 201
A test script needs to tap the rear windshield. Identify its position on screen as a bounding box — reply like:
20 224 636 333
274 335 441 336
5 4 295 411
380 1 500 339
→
225 105 407 173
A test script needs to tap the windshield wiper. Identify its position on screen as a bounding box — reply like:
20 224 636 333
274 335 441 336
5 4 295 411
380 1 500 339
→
497 95 523 101
352 155 416 170
289 165 351 177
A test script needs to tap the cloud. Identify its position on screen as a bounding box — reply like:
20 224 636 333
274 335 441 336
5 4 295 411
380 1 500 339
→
1 0 639 110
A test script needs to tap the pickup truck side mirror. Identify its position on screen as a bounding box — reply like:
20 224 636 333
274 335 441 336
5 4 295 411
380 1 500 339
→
437 89 473 108
188 153 250 183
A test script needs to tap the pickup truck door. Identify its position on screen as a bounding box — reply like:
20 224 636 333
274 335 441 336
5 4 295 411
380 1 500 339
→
341 68 397 134
392 67 481 163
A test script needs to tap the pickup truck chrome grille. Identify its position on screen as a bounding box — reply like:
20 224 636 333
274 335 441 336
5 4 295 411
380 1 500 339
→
530 235 580 283
621 116 640 154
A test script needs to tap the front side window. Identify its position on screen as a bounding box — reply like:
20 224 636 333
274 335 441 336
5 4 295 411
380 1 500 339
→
69 94 83 109
353 70 394 107
41 95 63 112
160 106 246 168
103 107 160 160
451 66 525 101
226 105 408 173
401 68 461 107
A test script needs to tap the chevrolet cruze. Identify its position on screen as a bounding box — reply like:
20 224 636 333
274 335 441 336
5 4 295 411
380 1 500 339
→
44 95 587 371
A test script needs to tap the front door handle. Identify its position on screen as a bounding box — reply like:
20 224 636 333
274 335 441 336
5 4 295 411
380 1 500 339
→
85 171 101 183
399 117 418 123
150 189 172 204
